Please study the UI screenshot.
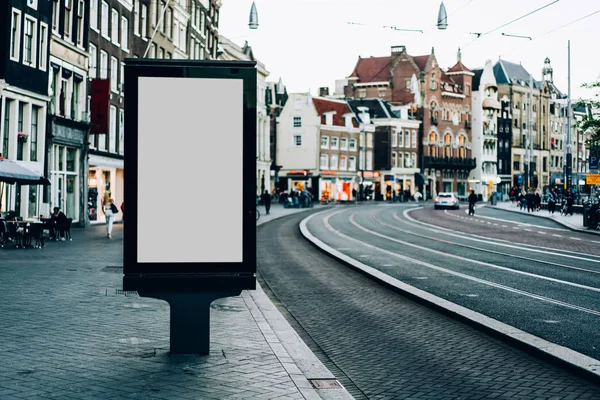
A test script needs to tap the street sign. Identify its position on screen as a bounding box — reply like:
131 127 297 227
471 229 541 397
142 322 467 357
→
589 150 599 172
586 174 600 185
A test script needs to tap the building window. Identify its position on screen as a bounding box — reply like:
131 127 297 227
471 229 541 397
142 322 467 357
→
349 156 356 171
293 135 302 146
133 0 139 35
91 0 98 30
411 153 417 168
30 106 38 161
64 0 73 38
52 0 60 31
110 57 118 92
398 152 404 168
119 108 124 154
465 84 471 96
10 9 22 62
405 131 410 148
340 137 348 150
513 160 520 170
111 9 119 45
158 47 164 59
321 136 329 149
411 131 417 147
17 103 24 161
166 7 172 38
339 155 347 170
200 11 206 34
23 16 37 67
149 43 156 58
100 50 108 79
76 0 84 45
358 88 366 98
89 43 97 78
391 129 397 147
293 116 302 127
367 151 373 170
179 25 186 50
159 1 166 32
404 152 410 168
391 152 397 168
101 2 109 38
151 1 157 27
141 4 147 38
109 105 117 152
120 16 129 51
39 23 48 71
350 139 357 151
320 154 328 169
330 155 338 170
173 21 179 46
378 88 386 98
331 137 338 150
2 101 11 158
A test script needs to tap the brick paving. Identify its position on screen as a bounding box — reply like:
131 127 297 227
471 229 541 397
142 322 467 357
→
0 208 351 400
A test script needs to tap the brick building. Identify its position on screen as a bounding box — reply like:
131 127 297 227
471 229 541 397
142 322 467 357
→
345 46 476 197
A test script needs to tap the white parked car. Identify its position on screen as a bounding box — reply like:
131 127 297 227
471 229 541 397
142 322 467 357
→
434 192 460 210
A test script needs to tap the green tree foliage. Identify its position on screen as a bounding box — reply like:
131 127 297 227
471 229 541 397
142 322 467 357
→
578 77 600 150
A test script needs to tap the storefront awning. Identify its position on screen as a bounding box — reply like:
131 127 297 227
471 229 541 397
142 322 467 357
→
414 172 427 186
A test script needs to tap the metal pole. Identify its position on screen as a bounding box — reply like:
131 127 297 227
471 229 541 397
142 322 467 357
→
529 74 534 189
566 40 572 192
360 126 365 201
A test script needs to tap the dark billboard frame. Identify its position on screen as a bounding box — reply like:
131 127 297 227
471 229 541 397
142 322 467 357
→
123 59 257 285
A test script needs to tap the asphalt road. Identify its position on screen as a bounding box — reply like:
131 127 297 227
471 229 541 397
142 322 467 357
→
257 208 600 400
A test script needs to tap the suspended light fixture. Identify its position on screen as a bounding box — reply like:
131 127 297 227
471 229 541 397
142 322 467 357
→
249 2 259 29
437 2 448 30
277 77 285 95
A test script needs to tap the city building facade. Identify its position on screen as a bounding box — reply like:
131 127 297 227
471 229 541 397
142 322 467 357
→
0 0 52 218
471 60 500 200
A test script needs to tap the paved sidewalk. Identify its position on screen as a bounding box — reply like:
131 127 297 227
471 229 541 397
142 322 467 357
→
0 204 351 400
489 200 600 234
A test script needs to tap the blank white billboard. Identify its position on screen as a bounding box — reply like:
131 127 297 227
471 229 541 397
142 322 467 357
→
137 77 243 263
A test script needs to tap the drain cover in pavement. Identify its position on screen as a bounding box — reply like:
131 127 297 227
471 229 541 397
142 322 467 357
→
309 379 344 390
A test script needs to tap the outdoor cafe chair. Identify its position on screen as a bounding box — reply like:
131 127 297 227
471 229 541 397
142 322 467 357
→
56 218 73 241
5 222 23 249
24 223 45 248
0 220 6 248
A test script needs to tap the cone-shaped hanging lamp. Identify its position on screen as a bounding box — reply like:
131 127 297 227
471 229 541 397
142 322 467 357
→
437 2 448 30
249 2 259 29
277 77 285 95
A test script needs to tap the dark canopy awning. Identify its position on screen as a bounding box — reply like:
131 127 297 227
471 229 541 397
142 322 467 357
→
414 172 427 186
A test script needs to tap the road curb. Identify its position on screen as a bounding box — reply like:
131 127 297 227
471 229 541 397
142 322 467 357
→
486 204 600 236
299 210 600 383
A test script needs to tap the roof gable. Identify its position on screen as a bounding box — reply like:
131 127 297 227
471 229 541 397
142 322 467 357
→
348 56 393 82
312 97 358 127
494 59 539 88
413 55 429 71
448 61 472 73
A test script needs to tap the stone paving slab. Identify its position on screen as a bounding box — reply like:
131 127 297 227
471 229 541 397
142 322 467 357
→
0 214 351 400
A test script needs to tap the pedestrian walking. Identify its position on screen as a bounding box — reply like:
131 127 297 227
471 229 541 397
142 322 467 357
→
468 189 477 216
548 189 557 214
261 190 271 215
526 191 535 213
566 189 574 216
102 197 118 238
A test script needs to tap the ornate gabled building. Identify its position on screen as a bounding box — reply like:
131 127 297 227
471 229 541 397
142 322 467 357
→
344 46 476 198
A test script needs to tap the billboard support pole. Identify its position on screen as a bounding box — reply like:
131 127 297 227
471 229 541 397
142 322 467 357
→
139 291 241 354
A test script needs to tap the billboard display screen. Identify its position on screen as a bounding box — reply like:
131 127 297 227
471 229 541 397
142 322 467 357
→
123 60 257 283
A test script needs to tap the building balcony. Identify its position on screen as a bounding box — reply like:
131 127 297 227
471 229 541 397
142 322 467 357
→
424 156 476 170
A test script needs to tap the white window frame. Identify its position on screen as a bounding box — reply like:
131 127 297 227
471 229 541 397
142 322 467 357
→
133 0 139 35
111 9 120 46
340 137 348 150
330 155 338 170
110 56 118 92
151 1 157 27
159 1 166 32
350 139 357 151
100 50 108 79
121 16 129 51
293 116 302 127
120 63 124 92
101 1 110 39
293 135 302 146
398 153 404 168
64 0 73 39
405 131 410 148
179 24 186 50
141 4 147 39
404 152 410 168
173 21 179 46
398 130 403 147
411 131 417 147
392 152 397 168
166 7 172 38
109 105 117 153
411 153 417 168
366 152 373 170
52 0 60 31
38 22 48 71
89 43 97 78
391 129 397 147
23 15 37 68
119 108 125 154
349 156 356 171
321 135 329 149
10 8 22 62
76 0 85 46
90 0 98 31
320 154 328 169
149 43 156 58
339 155 347 171
330 137 339 150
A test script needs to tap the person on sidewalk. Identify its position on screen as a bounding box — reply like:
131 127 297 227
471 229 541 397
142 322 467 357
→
102 197 117 238
547 189 557 214
120 202 124 221
50 207 67 240
261 190 271 215
566 190 574 216
468 189 477 216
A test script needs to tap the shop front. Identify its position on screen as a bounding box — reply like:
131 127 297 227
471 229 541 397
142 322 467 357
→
88 153 124 224
358 171 380 200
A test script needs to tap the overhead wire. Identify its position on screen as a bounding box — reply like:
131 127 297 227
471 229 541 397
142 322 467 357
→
462 0 560 48
500 7 600 58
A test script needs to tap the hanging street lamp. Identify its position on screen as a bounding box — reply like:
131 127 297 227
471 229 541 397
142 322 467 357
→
249 2 259 29
437 2 448 30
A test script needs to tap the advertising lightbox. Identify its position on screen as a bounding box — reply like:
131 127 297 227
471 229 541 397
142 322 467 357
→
123 59 257 292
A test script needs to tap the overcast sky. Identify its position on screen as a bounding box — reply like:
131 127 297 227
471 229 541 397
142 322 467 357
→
219 0 600 101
